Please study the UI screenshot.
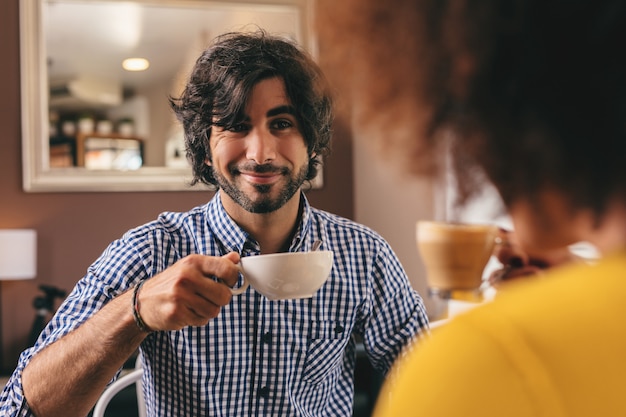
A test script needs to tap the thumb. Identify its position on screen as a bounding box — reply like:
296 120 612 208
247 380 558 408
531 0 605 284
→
222 251 241 264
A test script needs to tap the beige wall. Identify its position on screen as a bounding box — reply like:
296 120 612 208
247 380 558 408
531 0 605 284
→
352 139 436 314
0 0 354 370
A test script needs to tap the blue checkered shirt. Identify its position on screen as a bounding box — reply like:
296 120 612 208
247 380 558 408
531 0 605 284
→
1 192 428 416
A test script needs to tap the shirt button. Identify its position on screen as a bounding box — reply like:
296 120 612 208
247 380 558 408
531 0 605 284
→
334 324 344 334
258 386 270 398
262 332 272 343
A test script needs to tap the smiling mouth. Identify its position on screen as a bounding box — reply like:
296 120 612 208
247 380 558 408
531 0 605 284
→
241 172 281 185
232 163 288 185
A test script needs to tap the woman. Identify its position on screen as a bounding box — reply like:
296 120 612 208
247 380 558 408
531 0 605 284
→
316 0 626 415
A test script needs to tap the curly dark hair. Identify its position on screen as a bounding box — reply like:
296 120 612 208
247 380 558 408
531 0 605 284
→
170 30 333 186
317 0 626 215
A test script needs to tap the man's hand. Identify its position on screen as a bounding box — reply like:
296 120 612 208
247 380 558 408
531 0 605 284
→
137 252 241 330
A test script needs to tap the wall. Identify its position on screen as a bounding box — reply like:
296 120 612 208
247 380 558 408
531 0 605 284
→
352 139 437 315
0 0 353 370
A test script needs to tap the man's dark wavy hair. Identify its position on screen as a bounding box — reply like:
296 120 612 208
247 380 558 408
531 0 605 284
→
170 30 333 187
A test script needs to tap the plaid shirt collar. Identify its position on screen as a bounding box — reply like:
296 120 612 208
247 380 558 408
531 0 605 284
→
206 190 314 255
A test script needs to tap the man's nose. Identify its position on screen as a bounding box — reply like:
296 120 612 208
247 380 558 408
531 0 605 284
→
246 128 277 164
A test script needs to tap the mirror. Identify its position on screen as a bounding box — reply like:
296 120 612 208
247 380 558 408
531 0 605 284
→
20 0 312 192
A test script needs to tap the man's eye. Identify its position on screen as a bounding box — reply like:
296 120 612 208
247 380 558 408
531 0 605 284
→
271 119 294 130
227 123 249 133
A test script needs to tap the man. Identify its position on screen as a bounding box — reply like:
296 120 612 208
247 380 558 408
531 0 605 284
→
0 31 428 416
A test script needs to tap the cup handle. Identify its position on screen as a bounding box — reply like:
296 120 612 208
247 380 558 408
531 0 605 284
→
230 263 250 295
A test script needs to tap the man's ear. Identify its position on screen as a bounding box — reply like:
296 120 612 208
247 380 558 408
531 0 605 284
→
204 157 212 167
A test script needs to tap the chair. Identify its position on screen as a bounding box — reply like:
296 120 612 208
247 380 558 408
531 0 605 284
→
92 355 146 417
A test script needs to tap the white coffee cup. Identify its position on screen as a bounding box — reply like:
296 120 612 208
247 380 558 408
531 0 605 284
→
230 251 334 300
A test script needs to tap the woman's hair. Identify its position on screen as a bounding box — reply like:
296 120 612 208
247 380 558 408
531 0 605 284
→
170 30 333 186
317 0 626 213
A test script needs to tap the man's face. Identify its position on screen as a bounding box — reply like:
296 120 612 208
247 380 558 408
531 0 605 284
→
208 77 312 214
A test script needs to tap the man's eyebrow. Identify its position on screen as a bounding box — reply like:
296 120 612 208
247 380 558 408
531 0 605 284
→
267 105 296 118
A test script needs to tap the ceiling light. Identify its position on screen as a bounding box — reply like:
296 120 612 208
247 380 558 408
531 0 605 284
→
122 58 150 72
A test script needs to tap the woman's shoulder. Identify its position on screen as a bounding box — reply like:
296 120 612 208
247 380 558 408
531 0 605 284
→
376 253 626 417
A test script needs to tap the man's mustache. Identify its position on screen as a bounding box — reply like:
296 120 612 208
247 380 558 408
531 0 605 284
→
229 163 289 176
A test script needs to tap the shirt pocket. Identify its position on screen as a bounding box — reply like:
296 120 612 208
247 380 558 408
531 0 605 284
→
303 320 350 385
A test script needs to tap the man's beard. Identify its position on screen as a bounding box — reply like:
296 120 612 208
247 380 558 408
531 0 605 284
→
214 162 309 214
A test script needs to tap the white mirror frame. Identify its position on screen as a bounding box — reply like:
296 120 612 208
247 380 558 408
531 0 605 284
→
20 0 312 192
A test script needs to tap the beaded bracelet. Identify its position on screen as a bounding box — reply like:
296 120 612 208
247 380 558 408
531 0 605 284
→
132 280 153 333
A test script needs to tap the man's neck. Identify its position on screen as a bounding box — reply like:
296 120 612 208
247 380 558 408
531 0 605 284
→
220 191 303 254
